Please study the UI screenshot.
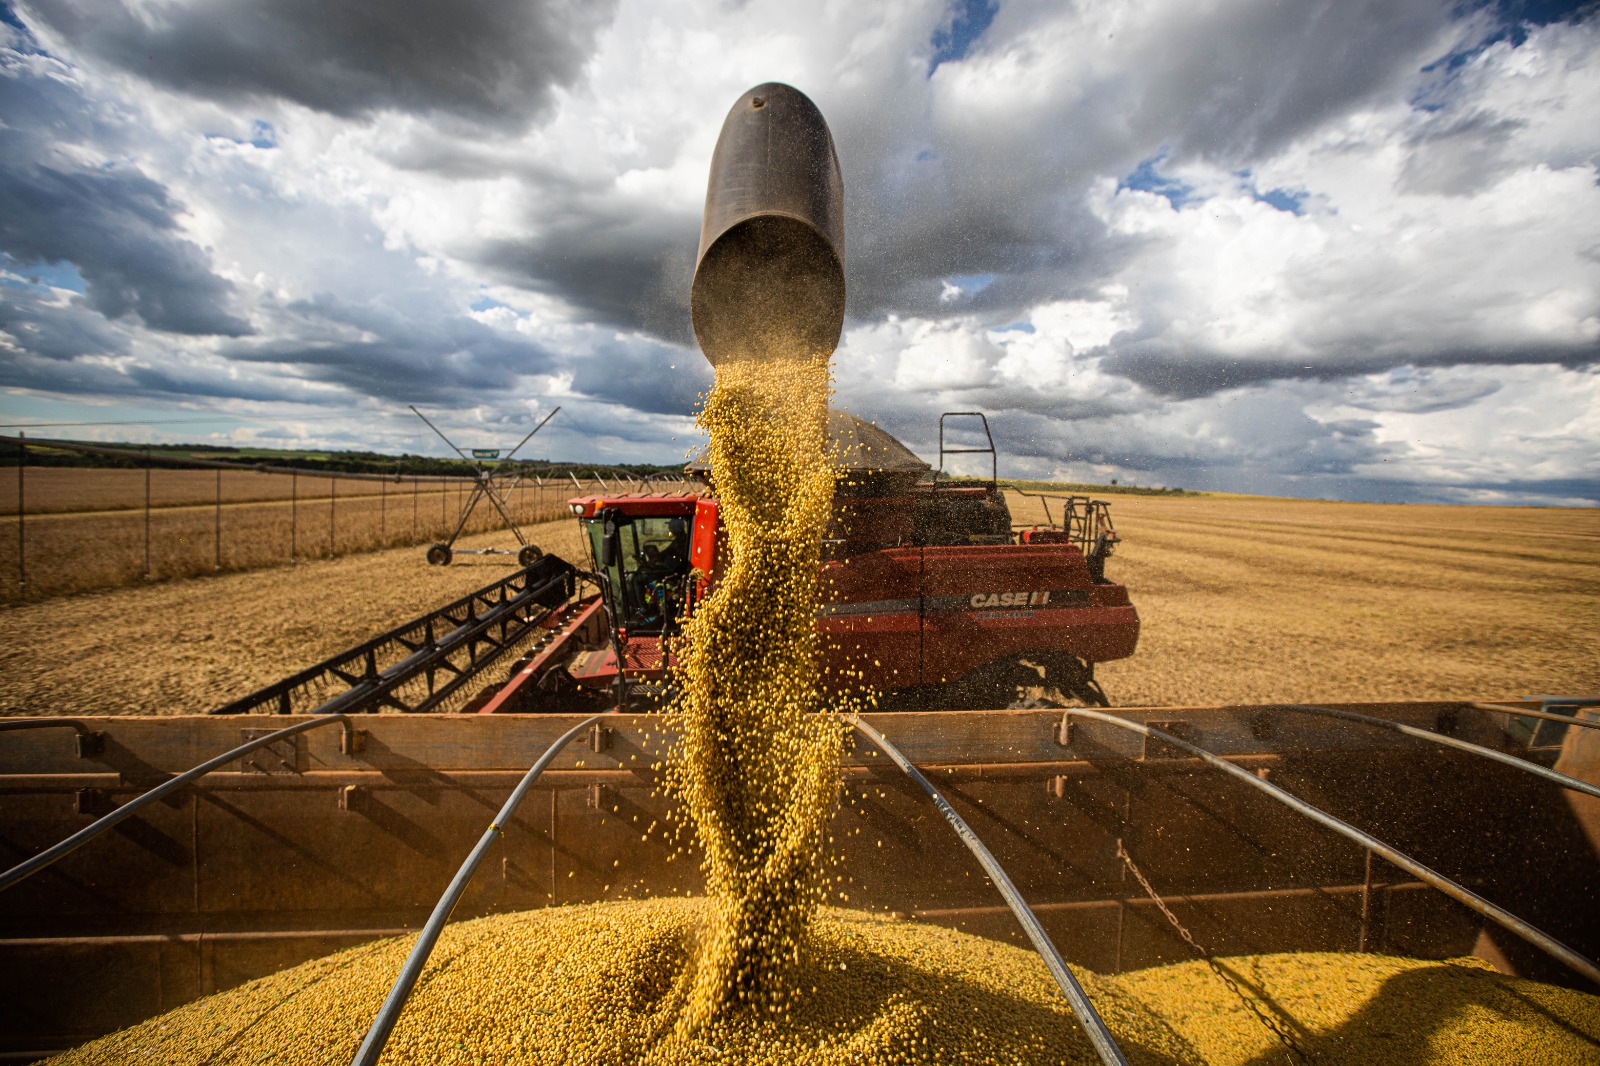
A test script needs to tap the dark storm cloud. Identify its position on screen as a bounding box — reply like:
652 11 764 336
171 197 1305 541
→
568 336 711 418
0 40 251 337
0 282 130 362
994 412 1373 476
0 158 253 336
1125 0 1456 165
475 206 701 345
226 292 559 405
19 0 617 128
1101 340 1599 400
1340 371 1504 413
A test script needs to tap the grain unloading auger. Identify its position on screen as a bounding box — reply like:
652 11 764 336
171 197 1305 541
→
4 82 1600 1063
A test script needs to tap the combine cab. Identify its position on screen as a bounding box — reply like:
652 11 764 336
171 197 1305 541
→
477 411 1138 714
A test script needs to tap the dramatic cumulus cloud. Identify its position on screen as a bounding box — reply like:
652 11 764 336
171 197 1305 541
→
19 0 616 128
0 42 250 336
0 0 1597 503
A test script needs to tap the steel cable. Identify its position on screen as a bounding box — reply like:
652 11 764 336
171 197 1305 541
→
0 714 358 893
1264 703 1600 800
348 713 602 1066
1062 708 1600 987
851 716 1131 1066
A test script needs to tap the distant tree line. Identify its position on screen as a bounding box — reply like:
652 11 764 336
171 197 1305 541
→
0 439 684 479
938 474 1198 497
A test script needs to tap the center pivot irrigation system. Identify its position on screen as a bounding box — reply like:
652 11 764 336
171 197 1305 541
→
408 404 560 567
2 82 1599 1066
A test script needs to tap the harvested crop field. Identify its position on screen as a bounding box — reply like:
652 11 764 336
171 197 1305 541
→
0 467 580 603
0 519 589 716
1 493 1596 717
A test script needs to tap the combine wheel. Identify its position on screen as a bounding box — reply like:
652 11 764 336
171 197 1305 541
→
426 543 453 567
518 544 544 567
938 652 1111 709
1031 651 1110 708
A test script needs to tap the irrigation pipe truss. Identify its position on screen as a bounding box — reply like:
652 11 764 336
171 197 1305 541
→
0 714 359 894
852 716 1131 1066
349 714 603 1066
1061 708 1600 987
1264 704 1600 800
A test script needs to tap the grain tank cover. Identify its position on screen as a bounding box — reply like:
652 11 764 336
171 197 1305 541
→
691 82 846 366
684 410 930 491
827 410 929 474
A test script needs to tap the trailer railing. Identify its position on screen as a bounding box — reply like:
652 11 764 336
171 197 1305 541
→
1012 493 1119 560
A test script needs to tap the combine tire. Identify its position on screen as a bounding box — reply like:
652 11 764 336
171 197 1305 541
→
518 544 544 567
1032 652 1111 708
426 543 453 566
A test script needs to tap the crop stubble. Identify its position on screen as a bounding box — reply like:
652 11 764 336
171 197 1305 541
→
0 493 1595 717
0 467 573 603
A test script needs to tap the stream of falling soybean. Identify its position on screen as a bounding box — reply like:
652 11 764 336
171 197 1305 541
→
664 348 847 1035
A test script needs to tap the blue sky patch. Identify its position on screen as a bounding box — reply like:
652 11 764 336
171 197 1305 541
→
1255 187 1306 215
1119 155 1202 209
2 259 87 293
948 273 995 294
929 0 999 76
205 120 278 149
1428 0 1595 75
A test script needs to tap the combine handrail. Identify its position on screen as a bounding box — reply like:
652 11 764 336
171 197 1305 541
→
349 714 602 1066
1264 704 1600 800
1061 708 1600 986
1469 701 1600 729
0 714 358 894
852 717 1130 1066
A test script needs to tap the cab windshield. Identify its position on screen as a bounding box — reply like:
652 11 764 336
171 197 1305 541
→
584 514 691 633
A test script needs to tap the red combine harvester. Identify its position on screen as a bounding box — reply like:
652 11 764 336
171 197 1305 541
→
468 409 1137 715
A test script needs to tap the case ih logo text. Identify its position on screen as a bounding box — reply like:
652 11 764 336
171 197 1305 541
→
969 590 1052 609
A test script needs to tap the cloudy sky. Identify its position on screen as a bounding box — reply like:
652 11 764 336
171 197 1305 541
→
1 0 1596 504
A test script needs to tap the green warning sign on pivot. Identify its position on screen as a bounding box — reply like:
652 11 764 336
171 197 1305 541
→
471 449 501 459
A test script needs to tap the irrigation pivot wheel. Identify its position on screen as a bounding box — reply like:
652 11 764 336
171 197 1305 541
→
518 544 544 567
425 543 453 567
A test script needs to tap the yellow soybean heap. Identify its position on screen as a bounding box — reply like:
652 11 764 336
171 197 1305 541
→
47 899 1600 1065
